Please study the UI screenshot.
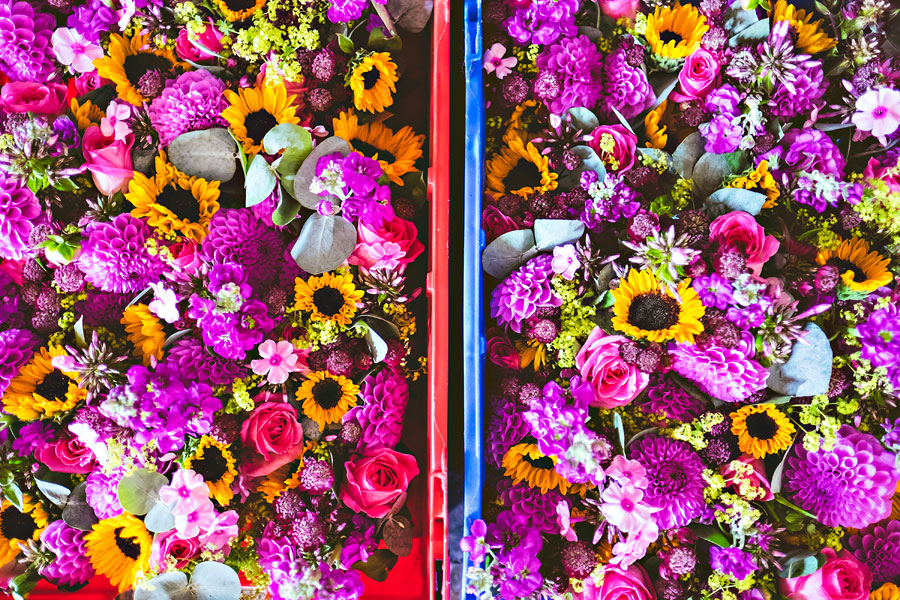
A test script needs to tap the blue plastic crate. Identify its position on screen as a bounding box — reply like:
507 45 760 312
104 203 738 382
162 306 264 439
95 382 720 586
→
462 0 484 598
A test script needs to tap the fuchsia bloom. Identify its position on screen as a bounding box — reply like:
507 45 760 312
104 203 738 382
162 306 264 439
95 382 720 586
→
853 87 900 145
483 43 517 79
251 340 300 384
601 483 655 534
575 329 650 408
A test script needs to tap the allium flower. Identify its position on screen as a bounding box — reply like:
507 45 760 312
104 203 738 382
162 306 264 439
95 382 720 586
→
490 254 561 333
251 340 300 385
0 328 39 396
785 426 900 528
148 71 229 146
857 303 900 391
0 173 43 261
600 46 654 120
669 342 769 404
709 546 757 580
846 519 900 585
51 27 103 73
630 436 706 530
345 369 409 451
40 521 94 587
201 209 286 293
0 0 56 81
853 87 900 145
78 214 166 294
535 35 603 115
483 43 517 79
640 375 706 422
504 0 578 46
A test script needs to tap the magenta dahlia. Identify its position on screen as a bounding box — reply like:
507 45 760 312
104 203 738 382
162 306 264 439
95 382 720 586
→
0 172 44 260
600 46 654 121
39 521 95 587
669 342 769 404
148 70 229 146
640 375 707 422
200 209 285 293
0 0 56 82
0 328 39 395
77 214 166 293
163 336 248 387
847 519 900 585
345 369 408 451
489 254 561 333
631 436 706 530
535 35 604 115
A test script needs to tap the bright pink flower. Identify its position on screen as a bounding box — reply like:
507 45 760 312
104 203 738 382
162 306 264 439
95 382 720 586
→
779 548 871 600
587 124 637 173
0 82 67 115
481 205 518 242
51 27 103 74
596 0 640 19
721 455 774 501
575 329 650 408
577 563 657 599
158 468 210 509
852 87 900 144
340 448 419 518
240 401 305 477
606 455 650 490
483 43 517 79
251 340 300 384
35 434 96 474
671 48 720 102
551 244 580 279
349 216 424 273
175 22 224 62
199 510 239 556
601 483 655 533
149 530 200 570
709 211 779 275
81 125 134 196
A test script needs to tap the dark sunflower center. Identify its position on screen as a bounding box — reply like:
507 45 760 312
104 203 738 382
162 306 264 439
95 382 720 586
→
156 184 201 223
351 140 396 165
123 53 174 88
659 30 683 45
114 528 141 560
362 68 381 90
0 506 36 541
524 453 555 470
827 258 867 282
244 110 278 146
223 0 257 11
628 293 681 331
34 370 71 402
192 446 229 483
504 159 542 192
312 286 346 317
312 378 343 410
745 412 778 441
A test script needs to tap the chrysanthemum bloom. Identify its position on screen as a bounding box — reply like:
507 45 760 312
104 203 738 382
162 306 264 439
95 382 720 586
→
784 426 900 528
816 237 893 295
490 254 562 333
645 3 709 59
600 47 654 121
350 52 398 114
84 513 152 593
846 519 900 585
222 82 300 155
93 33 186 105
40 521 95 588
78 214 166 294
200 209 285 293
148 70 228 147
486 136 558 198
486 393 530 468
0 173 43 261
630 436 706 530
770 0 836 54
0 0 56 81
669 342 769 404
730 404 795 459
611 269 705 344
345 369 408 451
640 375 706 422
497 480 567 534
0 328 39 396
535 34 603 115
333 110 425 186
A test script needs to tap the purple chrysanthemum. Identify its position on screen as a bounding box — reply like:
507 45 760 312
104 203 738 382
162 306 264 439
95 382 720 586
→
631 436 706 530
345 369 408 451
0 327 39 395
847 519 900 585
857 303 900 391
148 71 229 146
781 128 846 177
784 426 900 528
640 376 706 422
490 254 562 333
535 35 603 115
497 480 568 534
504 0 578 46
0 0 55 81
0 172 43 260
201 209 285 293
669 342 769 404
78 214 166 294
84 470 124 520
163 336 248 387
769 61 827 119
40 521 95 587
600 47 653 121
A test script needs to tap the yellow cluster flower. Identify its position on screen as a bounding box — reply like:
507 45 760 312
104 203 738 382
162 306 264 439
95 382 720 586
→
549 278 597 368
671 178 693 210
384 302 416 341
225 377 255 413
854 179 900 244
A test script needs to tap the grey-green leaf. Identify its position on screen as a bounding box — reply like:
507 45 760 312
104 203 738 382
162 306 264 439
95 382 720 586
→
62 483 98 530
705 188 767 216
245 155 278 207
191 562 242 600
117 468 167 516
272 192 302 227
144 501 176 533
565 107 599 132
134 572 190 600
290 213 357 274
672 132 705 179
263 123 313 157
168 128 237 183
692 153 734 198
534 219 584 251
337 33 355 54
481 229 538 279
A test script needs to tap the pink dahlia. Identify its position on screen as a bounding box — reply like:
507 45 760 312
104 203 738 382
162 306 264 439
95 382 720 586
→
846 519 900 585
0 0 56 82
0 173 44 260
490 254 561 333
77 214 166 293
345 369 408 451
148 70 228 146
600 46 654 121
535 34 604 115
0 328 39 395
39 521 94 587
630 436 706 530
669 342 769 404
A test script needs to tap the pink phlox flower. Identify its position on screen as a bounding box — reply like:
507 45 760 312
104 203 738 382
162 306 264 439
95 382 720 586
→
148 282 179 323
250 340 300 384
601 482 656 534
852 87 900 145
606 455 650 490
51 27 103 74
483 43 517 79
557 501 579 542
100 101 133 141
609 521 660 568
551 244 580 280
199 510 239 555
158 468 210 509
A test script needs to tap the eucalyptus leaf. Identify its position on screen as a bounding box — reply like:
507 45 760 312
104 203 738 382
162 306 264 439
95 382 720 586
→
729 18 770 46
368 27 402 54
672 132 705 179
575 26 603 43
558 145 606 190
690 524 731 547
2 483 23 511
117 468 167 516
134 572 190 600
770 450 791 495
565 107 600 132
276 146 310 179
778 552 825 579
337 33 354 54
191 561 242 600
144 501 176 533
263 123 313 157
168 128 237 183
722 0 760 35
352 549 399 582
163 329 191 350
612 412 626 454
290 213 357 274
34 470 71 508
385 0 433 33
401 170 427 208
361 323 389 363
293 137 352 210
533 219 585 251
650 72 679 109
272 192 302 227
609 106 636 135
62 483 98 530
704 188 767 216
692 153 734 198
245 155 278 207
73 316 87 349
481 229 538 279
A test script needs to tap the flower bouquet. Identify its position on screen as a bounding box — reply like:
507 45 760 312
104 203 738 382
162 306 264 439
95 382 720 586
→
466 0 900 599
0 0 434 597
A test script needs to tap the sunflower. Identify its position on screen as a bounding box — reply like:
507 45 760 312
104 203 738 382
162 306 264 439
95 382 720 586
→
502 443 579 495
816 237 893 294
294 271 364 328
222 82 300 155
872 583 900 600
515 339 548 371
121 304 165 367
349 52 398 114
0 496 48 565
505 100 543 144
729 160 779 208
611 269 705 344
85 513 152 593
70 98 105 130
332 110 424 185
730 404 796 459
771 0 837 54
2 346 86 421
126 154 220 242
93 33 186 106
214 0 266 21
644 101 668 150
645 3 709 60
486 136 558 198
184 436 237 505
296 371 360 430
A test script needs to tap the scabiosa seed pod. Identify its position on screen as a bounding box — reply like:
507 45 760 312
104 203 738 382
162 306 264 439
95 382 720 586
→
299 459 334 494
526 317 559 344
815 264 840 293
312 51 336 81
827 369 852 398
208 413 242 445
53 263 85 293
308 88 334 112
274 489 306 522
289 511 327 551
518 382 541 405
533 71 561 103
22 259 45 282
561 540 596 579
502 72 530 106
713 245 747 279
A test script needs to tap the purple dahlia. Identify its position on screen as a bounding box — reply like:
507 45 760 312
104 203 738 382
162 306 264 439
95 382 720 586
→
345 368 409 451
669 342 769 404
148 70 229 146
0 0 55 82
600 46 654 121
78 214 166 294
535 35 604 116
163 336 248 386
486 394 530 468
40 521 95 587
781 128 846 177
631 436 706 530
640 375 706 422
847 519 900 585
0 328 39 395
200 209 285 294
784 426 900 528
857 303 900 391
490 254 562 333
0 172 43 260
84 470 124 520
497 479 567 534
769 61 827 119
504 0 578 46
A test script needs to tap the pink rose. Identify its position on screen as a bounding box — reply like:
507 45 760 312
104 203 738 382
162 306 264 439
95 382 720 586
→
0 82 68 115
486 328 520 370
348 216 424 273
720 455 774 501
588 125 637 173
73 72 104 96
35 434 96 474
671 48 720 102
596 0 640 19
175 22 224 62
167 238 202 276
779 548 872 600
149 530 200 570
482 205 518 242
709 211 779 274
240 401 305 477
577 563 657 600
575 329 649 408
864 153 900 193
340 448 419 518
82 125 134 196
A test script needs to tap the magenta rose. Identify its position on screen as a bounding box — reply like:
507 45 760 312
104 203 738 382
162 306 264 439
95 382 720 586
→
167 238 202 276
596 0 640 19
82 125 134 196
349 216 424 273
709 211 779 274
577 563 657 600
175 22 224 62
482 205 518 241
779 548 872 600
486 328 520 370
0 82 68 115
720 455 773 501
864 152 900 193
671 48 720 102
575 328 649 408
35 434 96 474
73 72 104 96
240 400 305 477
340 448 419 518
149 530 200 570
588 125 638 173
